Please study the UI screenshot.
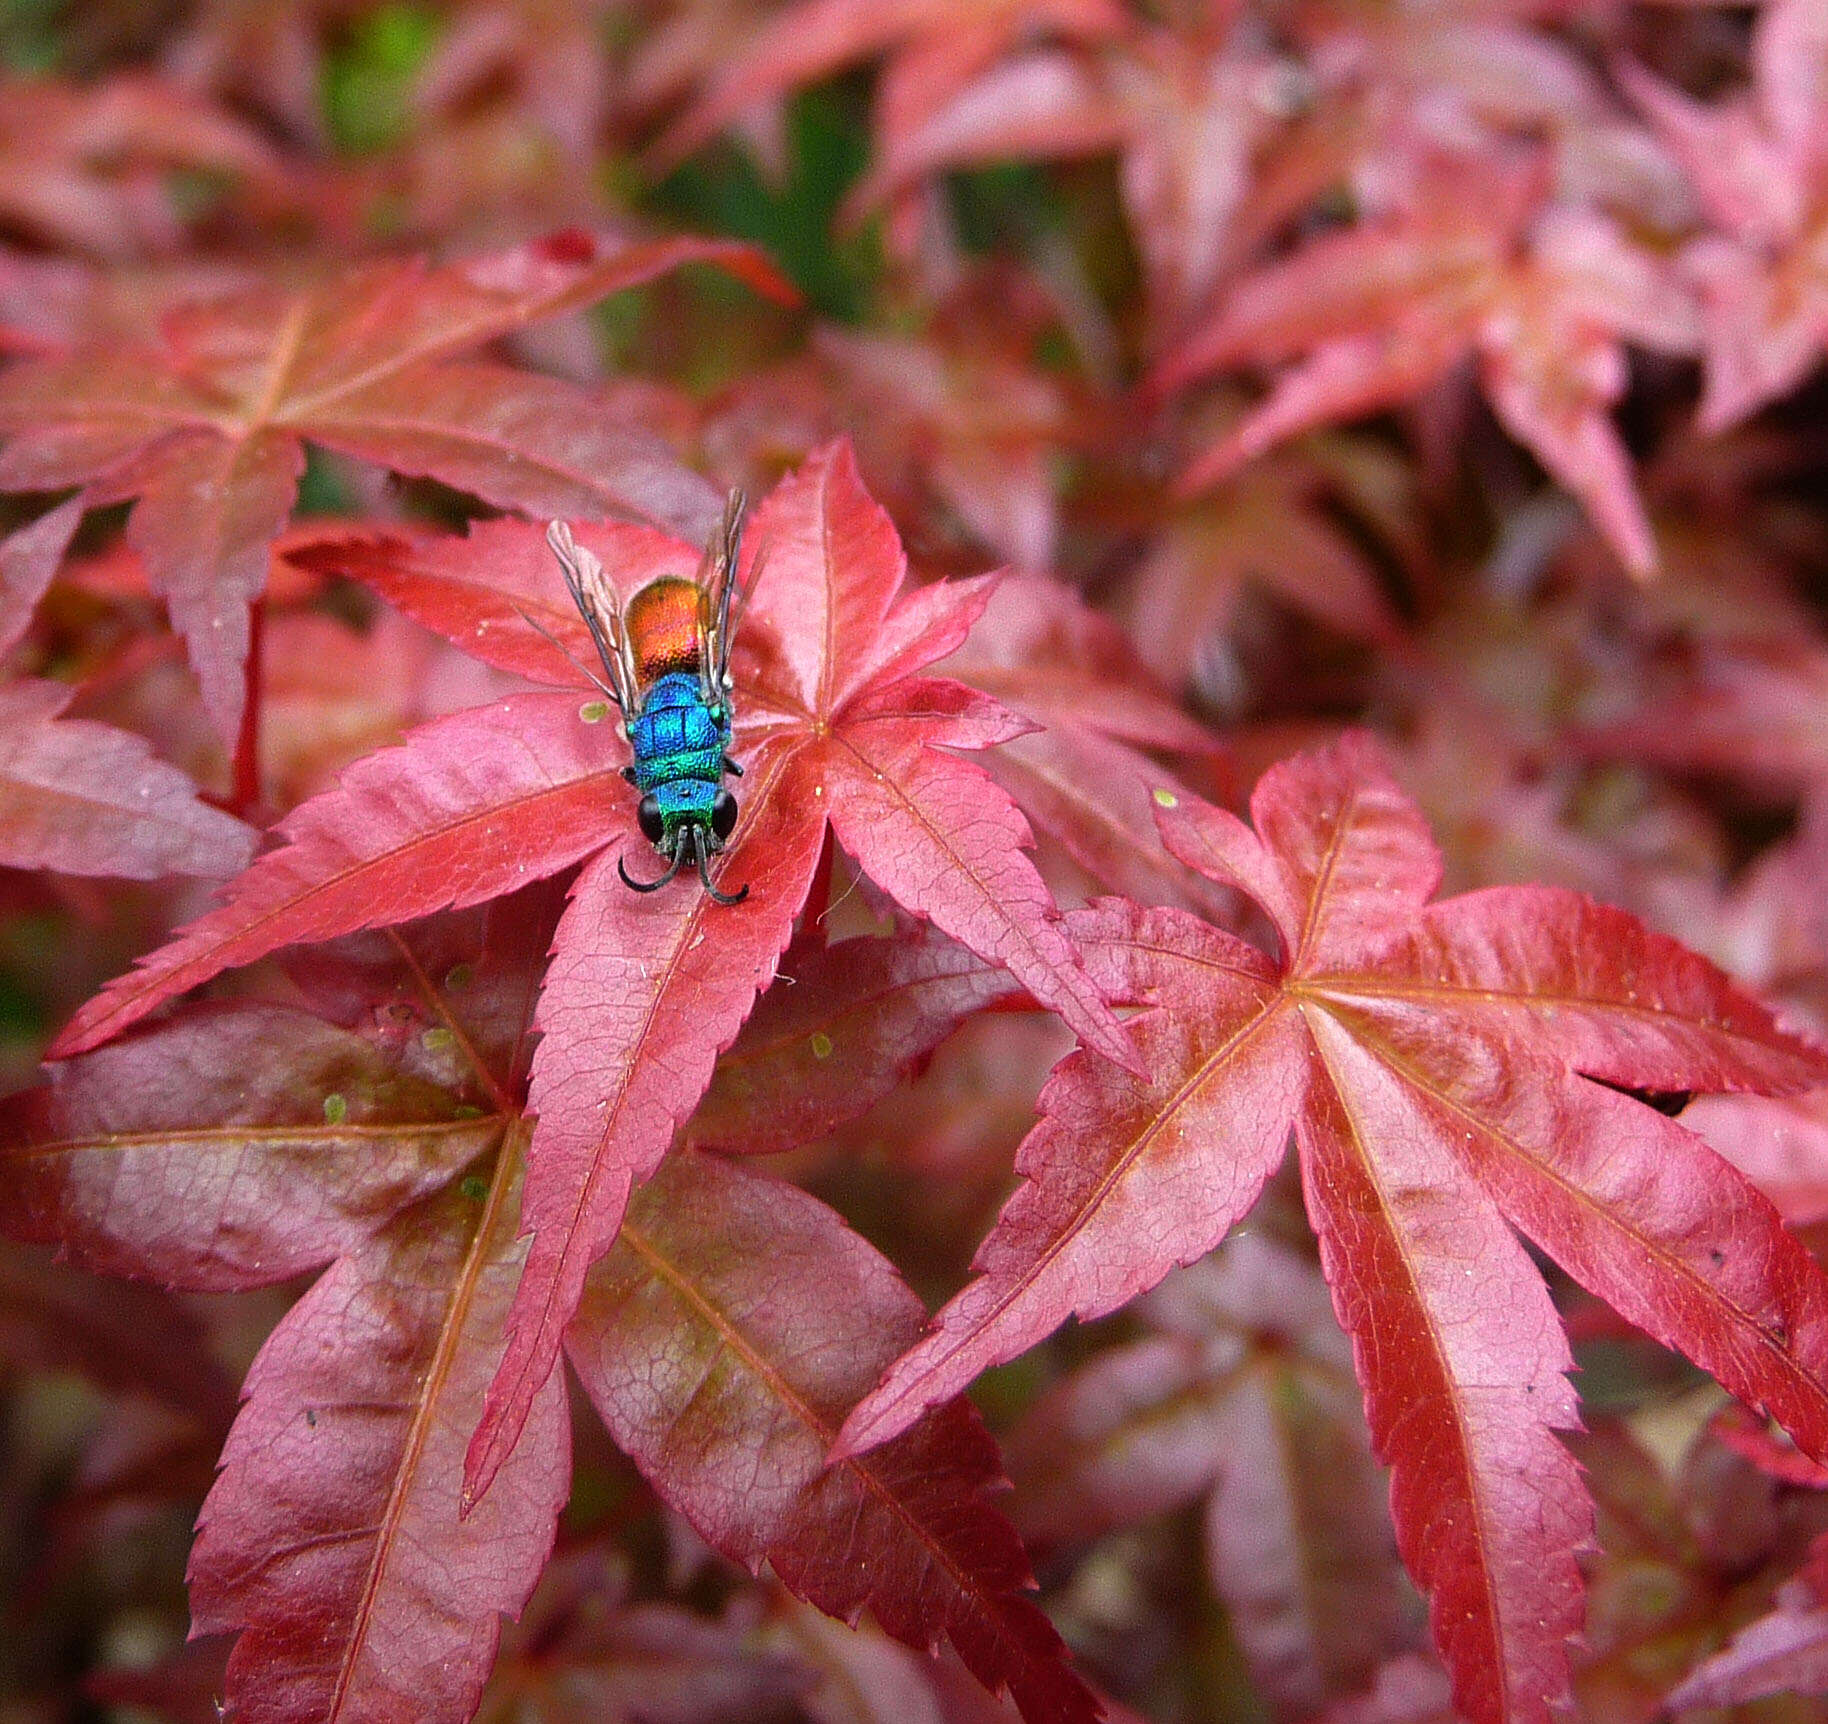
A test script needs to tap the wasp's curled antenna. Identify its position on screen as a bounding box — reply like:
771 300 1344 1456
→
694 826 749 906
618 844 688 893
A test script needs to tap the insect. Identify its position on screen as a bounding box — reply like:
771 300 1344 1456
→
545 493 753 905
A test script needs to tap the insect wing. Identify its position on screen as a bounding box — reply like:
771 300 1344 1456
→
699 489 749 696
547 521 637 712
719 534 767 692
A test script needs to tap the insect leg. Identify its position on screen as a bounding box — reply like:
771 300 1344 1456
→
512 603 621 707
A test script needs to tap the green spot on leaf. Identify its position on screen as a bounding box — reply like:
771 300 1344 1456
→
580 700 610 724
444 962 473 992
459 1175 489 1202
1151 787 1179 808
422 1026 455 1053
322 1093 348 1125
810 1031 834 1060
453 1104 485 1120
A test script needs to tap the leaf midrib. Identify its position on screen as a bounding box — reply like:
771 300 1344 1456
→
1308 972 1800 1067
74 753 622 1046
326 1122 526 1724
616 1213 1026 1646
502 736 807 1387
0 1114 500 1162
861 990 1287 1434
824 721 1117 1053
1333 1000 1828 1407
1299 1009 1512 1712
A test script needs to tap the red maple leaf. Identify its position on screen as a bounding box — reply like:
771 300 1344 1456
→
1 491 86 656
3 887 1102 1724
1119 443 1410 699
167 0 618 163
47 441 1135 1512
0 229 792 740
1583 637 1828 798
814 324 1082 571
1689 1089 1828 1230
1567 1414 1828 1713
688 914 1030 1157
483 1554 809 1720
940 570 1238 919
695 263 1105 572
1621 0 1828 432
686 899 1209 1164
7 505 251 876
835 24 1301 324
0 677 255 881
0 1235 237 1424
570 1146 1103 1724
838 731 1828 1724
648 0 1129 175
2 898 547 1724
1321 1653 1456 1724
1151 147 1699 579
0 73 286 259
1665 1526 1828 1709
1009 1230 1410 1714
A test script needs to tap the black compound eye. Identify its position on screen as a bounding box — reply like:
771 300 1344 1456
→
637 793 666 845
711 788 739 840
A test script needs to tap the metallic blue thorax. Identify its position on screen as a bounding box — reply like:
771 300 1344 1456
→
627 671 733 836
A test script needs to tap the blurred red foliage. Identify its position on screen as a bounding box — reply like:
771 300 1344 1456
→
6 5 1828 1723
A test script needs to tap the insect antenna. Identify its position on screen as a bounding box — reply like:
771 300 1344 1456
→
618 844 687 893
694 826 749 906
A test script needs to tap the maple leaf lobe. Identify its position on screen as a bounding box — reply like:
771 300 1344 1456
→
842 730 1828 1724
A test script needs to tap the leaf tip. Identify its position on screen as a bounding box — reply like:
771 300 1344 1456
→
1098 1016 1148 1080
1172 438 1250 500
464 1360 542 1514
828 1403 889 1466
46 1003 113 1062
460 1418 510 1516
832 1361 942 1464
